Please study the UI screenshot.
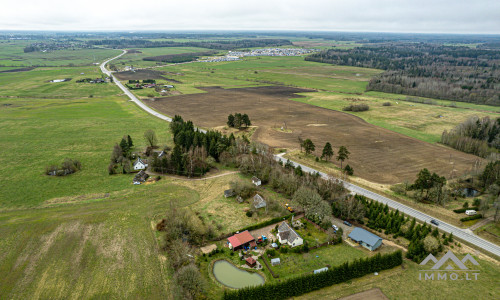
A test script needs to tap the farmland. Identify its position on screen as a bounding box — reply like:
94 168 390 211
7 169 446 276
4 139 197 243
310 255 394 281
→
146 85 480 184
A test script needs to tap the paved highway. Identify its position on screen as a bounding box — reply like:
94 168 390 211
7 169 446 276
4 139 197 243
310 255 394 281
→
101 53 500 258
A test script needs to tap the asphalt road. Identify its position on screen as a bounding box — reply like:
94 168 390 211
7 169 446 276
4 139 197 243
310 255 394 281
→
101 53 500 258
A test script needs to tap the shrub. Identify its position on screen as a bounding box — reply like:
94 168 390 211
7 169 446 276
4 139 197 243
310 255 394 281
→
453 207 478 213
382 102 392 106
266 249 276 257
342 104 369 112
230 180 256 199
463 201 469 208
344 164 354 176
246 211 253 217
473 198 481 207
460 214 483 222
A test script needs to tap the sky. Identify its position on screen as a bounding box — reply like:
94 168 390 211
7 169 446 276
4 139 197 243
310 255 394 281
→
1 0 499 34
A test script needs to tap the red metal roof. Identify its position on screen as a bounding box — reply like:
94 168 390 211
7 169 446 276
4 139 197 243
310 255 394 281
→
246 257 256 264
227 230 255 248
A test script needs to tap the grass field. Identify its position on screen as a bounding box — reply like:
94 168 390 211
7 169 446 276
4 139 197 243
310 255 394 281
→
0 40 121 67
0 93 172 209
110 47 215 69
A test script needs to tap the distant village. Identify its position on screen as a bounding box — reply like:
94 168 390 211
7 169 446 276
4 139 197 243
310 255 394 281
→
200 48 318 62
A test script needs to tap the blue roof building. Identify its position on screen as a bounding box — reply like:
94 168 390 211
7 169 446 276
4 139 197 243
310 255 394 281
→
348 227 383 251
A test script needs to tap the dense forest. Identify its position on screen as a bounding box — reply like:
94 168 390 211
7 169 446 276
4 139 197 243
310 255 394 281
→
306 44 500 105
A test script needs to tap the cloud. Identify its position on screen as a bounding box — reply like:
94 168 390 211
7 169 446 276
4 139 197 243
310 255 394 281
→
0 0 499 34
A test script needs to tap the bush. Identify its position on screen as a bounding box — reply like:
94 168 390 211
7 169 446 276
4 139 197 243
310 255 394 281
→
382 102 392 106
246 211 253 217
453 207 479 213
344 164 354 176
460 214 483 222
342 104 369 112
266 249 276 257
230 180 256 198
473 198 481 207
463 201 469 208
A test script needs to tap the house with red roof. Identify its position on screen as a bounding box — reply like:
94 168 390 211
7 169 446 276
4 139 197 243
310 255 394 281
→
227 230 256 251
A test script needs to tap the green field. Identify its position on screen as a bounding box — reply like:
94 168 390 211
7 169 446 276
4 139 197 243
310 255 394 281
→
111 46 215 69
0 40 121 67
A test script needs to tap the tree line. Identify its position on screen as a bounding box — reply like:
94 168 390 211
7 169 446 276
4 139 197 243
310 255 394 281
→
222 250 403 300
441 116 500 158
227 113 251 129
306 43 500 105
299 138 352 172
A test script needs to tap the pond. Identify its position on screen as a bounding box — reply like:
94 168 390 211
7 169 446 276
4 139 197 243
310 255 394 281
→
212 260 264 289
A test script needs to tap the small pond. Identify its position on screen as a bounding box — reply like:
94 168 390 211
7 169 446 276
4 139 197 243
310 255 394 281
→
212 260 264 289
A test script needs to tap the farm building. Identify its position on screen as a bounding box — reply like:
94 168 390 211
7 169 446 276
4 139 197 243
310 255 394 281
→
253 194 266 209
271 258 281 266
133 157 148 170
224 189 236 198
252 176 261 186
133 170 149 183
227 230 256 251
245 257 257 268
348 227 383 251
277 221 303 248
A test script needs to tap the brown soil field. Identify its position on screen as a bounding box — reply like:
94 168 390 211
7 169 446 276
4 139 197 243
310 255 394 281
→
147 86 482 184
114 69 183 82
338 288 388 300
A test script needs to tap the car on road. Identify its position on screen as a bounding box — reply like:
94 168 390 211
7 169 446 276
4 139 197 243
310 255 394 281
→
430 219 439 226
332 224 339 231
343 221 352 227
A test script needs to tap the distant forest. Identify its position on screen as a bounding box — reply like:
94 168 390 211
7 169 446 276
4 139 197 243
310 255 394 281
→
85 38 292 50
306 44 500 105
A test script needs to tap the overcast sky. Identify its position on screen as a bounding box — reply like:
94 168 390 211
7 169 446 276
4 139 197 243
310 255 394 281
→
1 0 499 34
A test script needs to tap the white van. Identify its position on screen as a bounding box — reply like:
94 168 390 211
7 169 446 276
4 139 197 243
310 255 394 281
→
465 210 477 216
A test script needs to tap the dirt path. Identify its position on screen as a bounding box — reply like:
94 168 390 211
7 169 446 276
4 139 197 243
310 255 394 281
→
470 216 494 231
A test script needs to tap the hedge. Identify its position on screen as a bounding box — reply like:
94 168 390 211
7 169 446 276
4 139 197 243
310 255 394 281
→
453 207 479 213
222 250 403 300
460 214 483 222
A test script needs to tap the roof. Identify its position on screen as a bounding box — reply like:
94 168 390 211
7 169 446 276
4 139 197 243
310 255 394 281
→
278 221 301 242
253 194 266 208
271 258 280 263
246 257 256 264
227 230 255 248
134 157 146 166
348 227 382 247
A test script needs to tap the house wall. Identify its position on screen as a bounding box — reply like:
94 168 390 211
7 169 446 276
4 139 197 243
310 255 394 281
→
290 237 303 247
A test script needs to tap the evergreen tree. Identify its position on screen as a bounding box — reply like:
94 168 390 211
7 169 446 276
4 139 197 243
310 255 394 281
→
127 135 133 148
120 138 129 155
227 114 235 127
303 139 315 155
336 146 350 169
321 142 334 161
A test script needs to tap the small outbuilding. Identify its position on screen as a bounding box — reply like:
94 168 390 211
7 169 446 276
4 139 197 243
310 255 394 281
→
245 257 257 268
253 194 266 209
348 227 383 251
314 267 328 274
224 189 236 198
271 258 281 266
252 176 262 186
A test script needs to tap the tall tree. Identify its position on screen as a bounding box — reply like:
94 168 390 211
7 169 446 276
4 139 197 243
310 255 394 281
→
242 114 251 127
120 137 130 155
144 129 158 148
336 146 350 169
303 139 315 155
127 135 134 148
321 142 334 161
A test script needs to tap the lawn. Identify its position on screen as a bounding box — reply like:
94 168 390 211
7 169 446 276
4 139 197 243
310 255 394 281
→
269 243 368 279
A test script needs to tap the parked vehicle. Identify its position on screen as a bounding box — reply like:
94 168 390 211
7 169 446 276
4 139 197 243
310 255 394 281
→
285 203 294 213
430 219 439 226
465 210 477 216
343 221 352 227
257 235 268 243
332 224 339 231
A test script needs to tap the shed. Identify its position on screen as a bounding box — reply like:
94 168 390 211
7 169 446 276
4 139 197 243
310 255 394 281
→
253 194 266 209
251 176 261 186
227 230 256 251
348 227 383 251
133 170 149 183
314 267 328 274
271 258 281 266
245 257 257 267
224 189 236 198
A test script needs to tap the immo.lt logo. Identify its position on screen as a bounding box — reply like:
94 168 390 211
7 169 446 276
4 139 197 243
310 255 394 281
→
419 251 480 281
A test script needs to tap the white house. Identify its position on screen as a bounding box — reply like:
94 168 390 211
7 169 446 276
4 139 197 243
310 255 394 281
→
251 176 261 186
133 157 148 171
277 221 303 248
